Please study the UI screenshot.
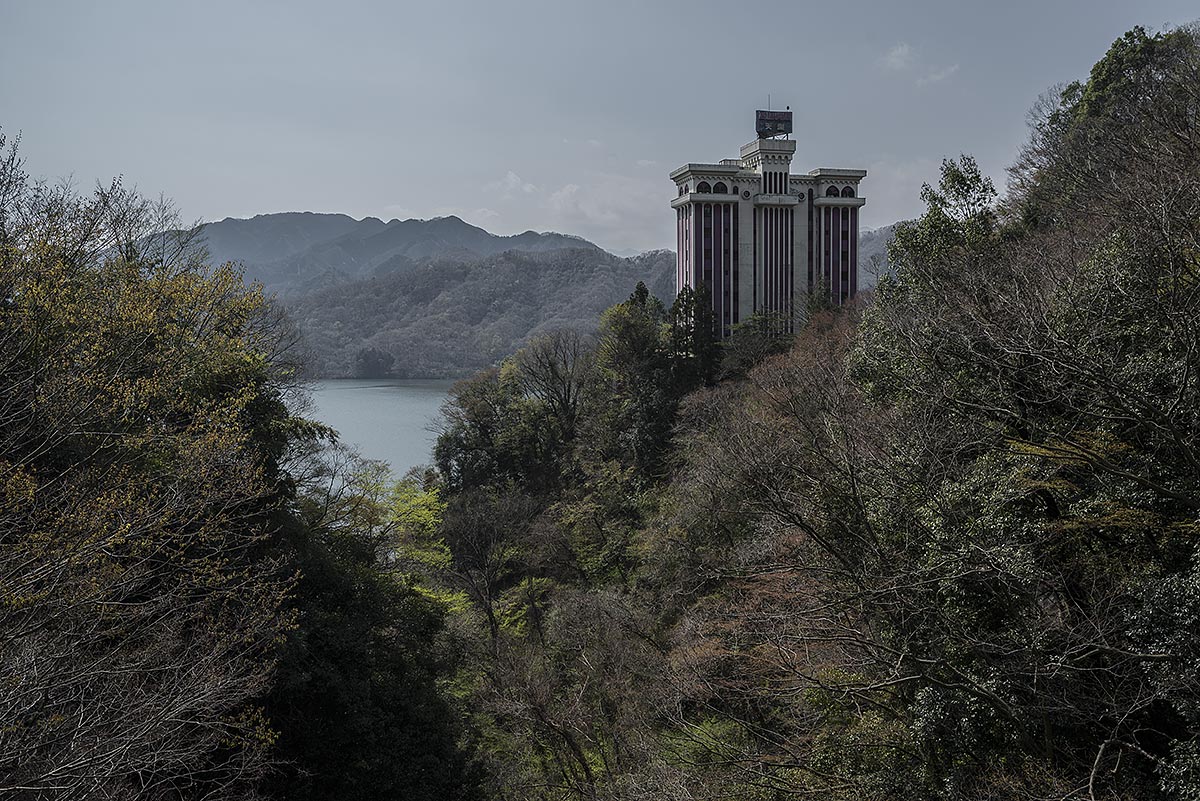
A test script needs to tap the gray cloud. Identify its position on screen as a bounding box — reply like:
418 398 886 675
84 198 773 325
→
486 171 539 199
918 64 960 86
883 42 914 71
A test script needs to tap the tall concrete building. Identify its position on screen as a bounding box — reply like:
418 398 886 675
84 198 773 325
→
669 111 865 335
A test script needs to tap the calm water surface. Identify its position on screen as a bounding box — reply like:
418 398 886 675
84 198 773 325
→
307 379 456 476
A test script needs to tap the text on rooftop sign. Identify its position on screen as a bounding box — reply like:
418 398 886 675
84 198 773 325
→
755 110 793 138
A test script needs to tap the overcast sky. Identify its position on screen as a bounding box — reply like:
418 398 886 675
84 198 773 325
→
2 1 1196 253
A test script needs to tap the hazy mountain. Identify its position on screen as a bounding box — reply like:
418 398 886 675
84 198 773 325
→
198 212 601 296
197 211 895 377
858 222 899 289
200 212 363 268
287 248 676 378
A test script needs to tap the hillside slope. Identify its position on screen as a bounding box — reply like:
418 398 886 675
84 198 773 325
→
201 211 894 377
287 247 675 377
857 222 898 289
199 212 600 296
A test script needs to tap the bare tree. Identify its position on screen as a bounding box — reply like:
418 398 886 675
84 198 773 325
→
514 329 592 440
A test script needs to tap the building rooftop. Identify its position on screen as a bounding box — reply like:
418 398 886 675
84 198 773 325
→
808 167 868 178
668 162 747 179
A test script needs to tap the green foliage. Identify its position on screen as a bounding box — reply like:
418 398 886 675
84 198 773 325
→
422 22 1200 801
286 249 677 378
719 310 796 379
354 345 395 377
392 478 454 573
264 460 481 801
0 139 297 798
1073 25 1187 123
435 367 563 493
0 131 483 800
1010 23 1200 232
885 154 997 274
668 283 720 387
32 20 1182 801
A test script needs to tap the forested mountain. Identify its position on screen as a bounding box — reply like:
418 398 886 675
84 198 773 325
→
287 247 675 377
858 222 898 287
198 212 601 296
199 212 890 378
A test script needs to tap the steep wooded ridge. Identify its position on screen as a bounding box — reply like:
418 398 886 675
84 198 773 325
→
858 221 899 288
196 212 676 377
200 212 603 297
201 211 890 378
287 247 676 378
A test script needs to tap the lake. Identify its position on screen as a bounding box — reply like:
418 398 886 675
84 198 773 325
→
306 379 457 475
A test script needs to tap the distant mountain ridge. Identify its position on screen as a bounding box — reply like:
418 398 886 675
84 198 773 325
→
194 211 896 377
198 212 602 296
288 247 677 378
857 222 899 289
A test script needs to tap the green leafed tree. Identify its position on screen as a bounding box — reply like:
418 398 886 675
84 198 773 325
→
0 132 299 800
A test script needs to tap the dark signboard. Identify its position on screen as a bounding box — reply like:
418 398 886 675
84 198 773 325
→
756 109 792 138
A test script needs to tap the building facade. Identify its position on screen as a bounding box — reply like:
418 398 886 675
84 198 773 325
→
669 118 866 336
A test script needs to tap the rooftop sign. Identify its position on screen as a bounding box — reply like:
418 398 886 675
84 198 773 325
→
755 109 792 139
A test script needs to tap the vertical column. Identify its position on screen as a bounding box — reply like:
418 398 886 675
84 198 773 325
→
823 206 832 304
676 208 683 293
767 207 773 313
704 204 713 291
723 204 733 332
850 206 858 299
785 207 792 331
774 207 781 313
770 207 776 313
832 207 842 303
713 201 723 330
844 208 851 301
807 190 814 292
763 207 771 314
752 207 758 311
778 207 784 314
763 207 770 313
732 201 739 324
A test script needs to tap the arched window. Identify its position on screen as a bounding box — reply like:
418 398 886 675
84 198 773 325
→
732 185 738 195
696 181 712 193
712 182 728 194
841 185 855 197
825 185 840 197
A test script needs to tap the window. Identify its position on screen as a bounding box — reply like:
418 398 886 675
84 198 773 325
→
841 185 855 197
713 182 728 194
825 185 840 197
697 181 712 193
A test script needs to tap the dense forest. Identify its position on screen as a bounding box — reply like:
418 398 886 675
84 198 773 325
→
187 211 676 379
3 21 1199 801
196 211 607 299
0 139 479 799
285 247 676 378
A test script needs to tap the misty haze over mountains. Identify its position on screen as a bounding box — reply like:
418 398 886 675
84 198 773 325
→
197 212 893 378
199 212 603 297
